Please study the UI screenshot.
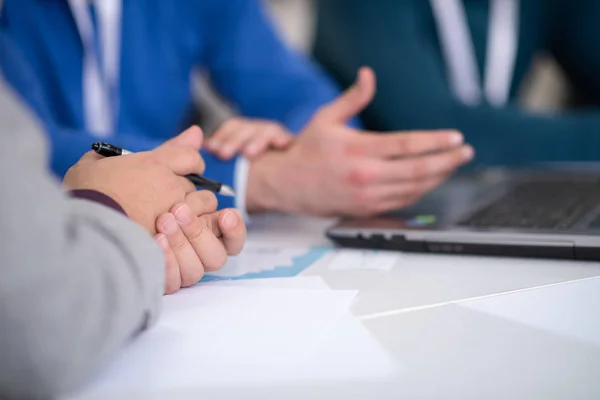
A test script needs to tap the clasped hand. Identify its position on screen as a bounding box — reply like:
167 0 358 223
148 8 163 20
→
64 126 247 294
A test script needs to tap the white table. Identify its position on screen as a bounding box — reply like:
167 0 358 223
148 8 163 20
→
120 214 600 399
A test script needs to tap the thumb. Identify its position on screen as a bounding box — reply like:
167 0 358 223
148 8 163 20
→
317 67 376 124
164 125 204 150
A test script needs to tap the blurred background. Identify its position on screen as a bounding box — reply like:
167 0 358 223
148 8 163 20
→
197 0 572 133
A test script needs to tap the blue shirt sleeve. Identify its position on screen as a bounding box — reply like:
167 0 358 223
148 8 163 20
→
1 32 237 208
202 0 360 133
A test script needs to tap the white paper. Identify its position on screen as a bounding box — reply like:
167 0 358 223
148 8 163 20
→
66 284 401 398
206 243 325 279
327 250 399 272
158 286 357 364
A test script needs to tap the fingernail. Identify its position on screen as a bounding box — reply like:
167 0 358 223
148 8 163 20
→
160 214 178 235
222 210 239 229
156 234 169 250
462 146 474 160
209 141 220 149
450 132 464 146
173 204 193 225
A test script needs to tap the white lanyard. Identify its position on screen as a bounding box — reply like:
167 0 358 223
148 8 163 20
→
430 0 519 107
67 0 121 137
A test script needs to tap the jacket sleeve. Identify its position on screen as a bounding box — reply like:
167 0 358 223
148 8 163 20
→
201 0 358 133
314 0 600 166
0 76 166 399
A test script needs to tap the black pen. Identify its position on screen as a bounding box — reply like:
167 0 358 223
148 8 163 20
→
91 142 236 197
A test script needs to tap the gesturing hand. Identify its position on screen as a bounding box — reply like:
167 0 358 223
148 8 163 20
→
246 67 474 217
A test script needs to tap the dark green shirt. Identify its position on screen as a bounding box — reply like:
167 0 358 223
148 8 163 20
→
314 0 600 166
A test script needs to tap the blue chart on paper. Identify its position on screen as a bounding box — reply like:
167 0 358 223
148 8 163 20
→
201 246 332 282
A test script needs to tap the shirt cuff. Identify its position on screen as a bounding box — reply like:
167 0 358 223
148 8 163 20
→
69 189 127 216
234 156 251 222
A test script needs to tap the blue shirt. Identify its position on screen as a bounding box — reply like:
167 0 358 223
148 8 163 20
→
0 0 345 209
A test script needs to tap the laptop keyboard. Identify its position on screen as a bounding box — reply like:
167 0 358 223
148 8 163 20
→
457 180 600 230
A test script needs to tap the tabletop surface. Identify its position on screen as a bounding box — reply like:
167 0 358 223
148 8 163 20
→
228 213 600 399
81 213 600 400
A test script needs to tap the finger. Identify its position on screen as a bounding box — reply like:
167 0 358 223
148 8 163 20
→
185 190 218 216
218 125 256 159
349 145 473 185
177 176 198 194
172 204 228 272
206 119 242 151
163 125 204 151
350 175 448 216
157 213 205 287
185 207 246 256
153 145 206 176
350 130 464 158
272 131 293 148
390 145 474 181
155 233 182 295
217 209 246 255
371 174 450 202
317 67 376 123
243 135 272 158
245 126 291 157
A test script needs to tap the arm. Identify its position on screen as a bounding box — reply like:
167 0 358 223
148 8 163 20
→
0 31 238 209
201 0 358 133
314 0 600 166
0 80 164 398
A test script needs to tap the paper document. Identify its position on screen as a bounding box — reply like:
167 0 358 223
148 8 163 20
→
327 250 400 272
202 243 330 281
68 282 397 399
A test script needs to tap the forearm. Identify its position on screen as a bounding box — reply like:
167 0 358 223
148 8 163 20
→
314 0 600 165
205 0 359 134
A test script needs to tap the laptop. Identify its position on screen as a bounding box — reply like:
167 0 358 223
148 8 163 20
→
326 168 600 261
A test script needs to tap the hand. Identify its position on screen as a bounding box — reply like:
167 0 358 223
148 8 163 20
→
246 67 474 217
64 126 205 233
205 117 293 160
154 191 247 294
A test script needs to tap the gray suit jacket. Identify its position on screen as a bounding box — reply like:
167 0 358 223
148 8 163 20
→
0 77 165 398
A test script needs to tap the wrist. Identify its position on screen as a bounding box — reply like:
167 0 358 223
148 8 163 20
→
246 151 288 214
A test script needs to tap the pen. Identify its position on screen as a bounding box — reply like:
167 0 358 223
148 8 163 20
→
91 142 236 197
